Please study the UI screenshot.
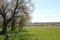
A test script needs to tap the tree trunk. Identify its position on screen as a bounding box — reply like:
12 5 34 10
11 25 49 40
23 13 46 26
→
21 26 23 30
1 18 8 34
11 18 15 31
19 26 21 31
19 23 21 31
19 22 23 31
11 25 15 31
19 26 23 31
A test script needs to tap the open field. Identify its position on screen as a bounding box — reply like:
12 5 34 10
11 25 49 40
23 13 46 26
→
0 26 60 40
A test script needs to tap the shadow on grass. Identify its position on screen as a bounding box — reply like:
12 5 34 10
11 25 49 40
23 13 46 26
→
8 29 32 40
4 34 9 40
0 29 33 40
20 29 28 32
0 33 9 40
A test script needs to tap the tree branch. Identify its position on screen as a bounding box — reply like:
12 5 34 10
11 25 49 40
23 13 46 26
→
7 0 19 22
4 4 9 12
0 8 4 17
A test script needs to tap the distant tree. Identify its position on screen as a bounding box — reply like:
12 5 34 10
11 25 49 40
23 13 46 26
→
18 0 34 31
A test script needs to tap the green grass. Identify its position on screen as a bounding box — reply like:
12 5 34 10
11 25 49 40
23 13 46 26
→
0 26 60 40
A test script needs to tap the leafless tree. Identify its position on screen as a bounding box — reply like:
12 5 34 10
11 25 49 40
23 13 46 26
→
0 0 19 34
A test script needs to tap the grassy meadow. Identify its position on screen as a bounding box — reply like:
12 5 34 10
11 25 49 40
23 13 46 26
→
0 26 60 40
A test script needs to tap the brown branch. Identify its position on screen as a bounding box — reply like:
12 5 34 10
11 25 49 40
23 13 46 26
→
7 0 19 22
4 4 9 12
0 4 8 17
0 8 4 17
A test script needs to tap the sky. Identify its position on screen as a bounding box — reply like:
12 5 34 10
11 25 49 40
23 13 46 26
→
32 0 60 22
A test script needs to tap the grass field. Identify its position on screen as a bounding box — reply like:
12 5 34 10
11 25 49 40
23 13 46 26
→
0 26 60 40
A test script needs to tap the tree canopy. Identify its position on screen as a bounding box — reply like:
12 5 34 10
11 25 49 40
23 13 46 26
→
0 0 34 34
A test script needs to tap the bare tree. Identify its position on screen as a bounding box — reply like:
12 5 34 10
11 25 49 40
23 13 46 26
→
0 0 34 33
18 0 34 31
0 0 19 34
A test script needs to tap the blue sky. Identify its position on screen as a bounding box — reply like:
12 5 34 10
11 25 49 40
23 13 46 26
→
32 0 60 22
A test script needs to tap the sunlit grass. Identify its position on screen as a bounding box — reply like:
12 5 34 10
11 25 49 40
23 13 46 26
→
25 26 60 40
0 26 60 40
